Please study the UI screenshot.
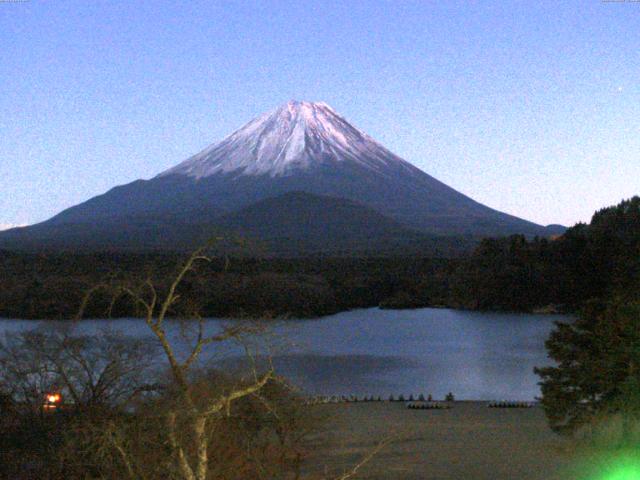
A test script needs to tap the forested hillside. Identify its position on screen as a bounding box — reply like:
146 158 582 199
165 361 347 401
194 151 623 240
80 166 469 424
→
1 197 637 320
450 196 640 311
0 253 455 319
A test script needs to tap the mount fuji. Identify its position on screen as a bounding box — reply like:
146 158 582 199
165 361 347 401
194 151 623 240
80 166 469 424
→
0 101 562 254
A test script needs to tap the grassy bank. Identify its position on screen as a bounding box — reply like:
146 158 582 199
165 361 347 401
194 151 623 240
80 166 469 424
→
303 402 573 480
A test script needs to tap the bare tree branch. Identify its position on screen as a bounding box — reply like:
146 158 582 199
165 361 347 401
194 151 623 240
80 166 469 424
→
204 370 275 418
333 435 395 480
167 411 197 480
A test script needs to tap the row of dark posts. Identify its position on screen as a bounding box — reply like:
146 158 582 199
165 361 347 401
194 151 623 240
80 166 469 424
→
304 393 453 404
304 395 536 408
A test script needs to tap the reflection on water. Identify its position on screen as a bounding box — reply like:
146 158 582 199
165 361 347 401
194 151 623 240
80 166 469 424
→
0 308 569 400
218 354 419 395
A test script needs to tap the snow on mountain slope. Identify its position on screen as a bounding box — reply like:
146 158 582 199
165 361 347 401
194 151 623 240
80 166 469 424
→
160 100 418 178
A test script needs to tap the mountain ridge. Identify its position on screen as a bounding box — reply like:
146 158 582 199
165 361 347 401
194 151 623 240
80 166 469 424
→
0 100 564 253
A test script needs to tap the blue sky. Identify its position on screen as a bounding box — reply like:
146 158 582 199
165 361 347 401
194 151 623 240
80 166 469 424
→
1 0 639 228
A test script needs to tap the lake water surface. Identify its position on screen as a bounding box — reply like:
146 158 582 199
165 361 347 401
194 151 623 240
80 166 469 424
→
0 308 569 401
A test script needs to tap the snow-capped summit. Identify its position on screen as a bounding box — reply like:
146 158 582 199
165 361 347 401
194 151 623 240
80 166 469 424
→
161 100 416 178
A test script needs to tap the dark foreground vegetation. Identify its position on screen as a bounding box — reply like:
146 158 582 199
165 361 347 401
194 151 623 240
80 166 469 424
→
0 250 377 480
0 331 310 479
1 197 638 320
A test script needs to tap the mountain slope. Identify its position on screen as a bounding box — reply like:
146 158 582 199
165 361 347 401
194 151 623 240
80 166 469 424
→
216 191 462 255
0 100 562 253
0 192 473 256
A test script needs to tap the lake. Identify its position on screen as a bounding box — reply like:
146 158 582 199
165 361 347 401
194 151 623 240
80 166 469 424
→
0 308 569 401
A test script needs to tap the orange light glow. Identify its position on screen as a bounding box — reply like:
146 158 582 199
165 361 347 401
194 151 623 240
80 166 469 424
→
46 393 61 404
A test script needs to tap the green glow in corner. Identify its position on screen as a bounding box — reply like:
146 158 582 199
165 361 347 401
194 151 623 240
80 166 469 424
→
591 455 640 480
601 466 640 480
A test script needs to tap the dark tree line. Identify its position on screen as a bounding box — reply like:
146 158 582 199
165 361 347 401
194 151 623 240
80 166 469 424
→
0 253 456 320
451 196 640 312
1 197 638 321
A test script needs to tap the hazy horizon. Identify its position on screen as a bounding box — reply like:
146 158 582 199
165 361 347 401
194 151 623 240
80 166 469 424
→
2 1 639 228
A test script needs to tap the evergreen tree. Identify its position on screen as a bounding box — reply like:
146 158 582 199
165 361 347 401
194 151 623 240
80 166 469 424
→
535 299 640 435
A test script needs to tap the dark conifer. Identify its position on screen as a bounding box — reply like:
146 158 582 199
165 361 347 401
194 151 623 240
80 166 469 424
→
535 299 640 435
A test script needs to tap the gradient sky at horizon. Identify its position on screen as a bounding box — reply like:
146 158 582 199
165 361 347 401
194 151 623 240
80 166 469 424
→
1 0 639 228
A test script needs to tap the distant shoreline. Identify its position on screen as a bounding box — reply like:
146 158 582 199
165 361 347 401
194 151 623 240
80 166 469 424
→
0 303 572 322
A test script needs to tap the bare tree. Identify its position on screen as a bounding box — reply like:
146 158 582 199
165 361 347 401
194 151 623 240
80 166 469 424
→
75 246 283 480
0 326 157 410
0 326 159 479
0 244 391 480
